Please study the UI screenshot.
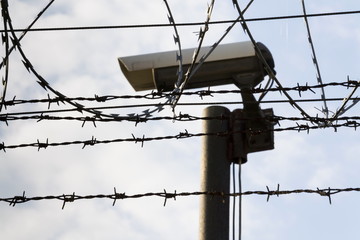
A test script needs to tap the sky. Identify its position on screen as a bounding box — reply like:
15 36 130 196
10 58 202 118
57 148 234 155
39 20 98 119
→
1 0 360 239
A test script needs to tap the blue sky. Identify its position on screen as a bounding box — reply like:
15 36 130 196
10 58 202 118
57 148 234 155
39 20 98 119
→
1 1 360 239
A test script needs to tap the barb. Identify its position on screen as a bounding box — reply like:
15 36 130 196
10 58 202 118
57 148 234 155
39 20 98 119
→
266 184 280 202
1 187 360 207
302 0 329 118
9 191 26 207
62 192 75 210
36 138 49 151
162 189 177 206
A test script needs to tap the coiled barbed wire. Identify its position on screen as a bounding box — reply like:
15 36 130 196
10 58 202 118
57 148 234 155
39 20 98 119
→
170 0 216 110
0 1 166 120
0 0 10 112
232 0 316 121
0 0 56 112
302 0 329 118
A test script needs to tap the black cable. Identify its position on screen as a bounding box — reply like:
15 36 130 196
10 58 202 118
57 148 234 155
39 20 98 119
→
238 159 242 240
232 163 236 240
0 10 359 33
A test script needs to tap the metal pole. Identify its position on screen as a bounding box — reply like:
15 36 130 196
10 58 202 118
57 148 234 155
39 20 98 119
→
199 106 231 240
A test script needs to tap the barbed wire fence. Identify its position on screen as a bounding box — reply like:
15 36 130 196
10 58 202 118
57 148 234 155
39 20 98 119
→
1 1 360 239
1 115 360 151
3 187 360 209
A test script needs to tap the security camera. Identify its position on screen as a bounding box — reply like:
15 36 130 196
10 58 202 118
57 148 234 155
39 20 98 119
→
118 41 275 92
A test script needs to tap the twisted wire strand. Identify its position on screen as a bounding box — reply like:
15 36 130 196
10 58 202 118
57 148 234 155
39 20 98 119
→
1 80 358 109
2 187 360 208
1 120 359 151
2 112 360 125
1 10 359 33
2 96 360 118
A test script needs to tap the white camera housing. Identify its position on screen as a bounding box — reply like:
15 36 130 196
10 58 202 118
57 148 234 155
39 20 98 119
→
118 41 274 92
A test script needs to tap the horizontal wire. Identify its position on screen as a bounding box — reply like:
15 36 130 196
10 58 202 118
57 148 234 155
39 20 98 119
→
2 186 359 208
1 120 359 151
1 10 359 33
1 113 360 125
2 97 360 117
1 80 359 108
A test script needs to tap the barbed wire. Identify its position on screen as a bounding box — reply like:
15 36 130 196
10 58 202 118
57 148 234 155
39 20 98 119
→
302 0 329 118
1 1 358 123
170 0 257 110
1 1 360 233
0 3 165 120
2 111 360 126
2 96 360 118
0 0 56 112
0 0 10 112
1 80 359 110
1 120 359 151
0 1 217 120
301 1 360 122
2 186 360 208
170 0 217 109
1 10 359 33
232 0 313 120
1 4 360 238
162 0 183 108
330 77 360 122
301 1 360 124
